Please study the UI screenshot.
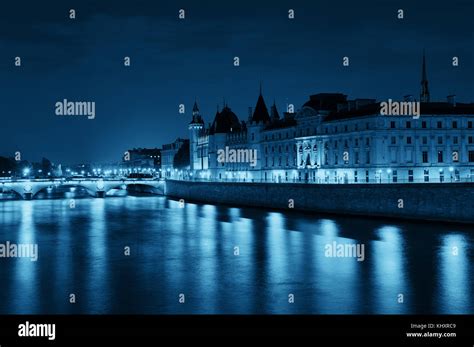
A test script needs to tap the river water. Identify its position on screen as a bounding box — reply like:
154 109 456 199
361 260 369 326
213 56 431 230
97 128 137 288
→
0 196 472 314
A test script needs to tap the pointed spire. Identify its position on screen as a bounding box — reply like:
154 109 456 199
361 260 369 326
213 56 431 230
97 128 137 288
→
420 50 430 102
422 49 427 81
251 86 271 124
271 100 280 120
259 81 262 96
192 99 199 115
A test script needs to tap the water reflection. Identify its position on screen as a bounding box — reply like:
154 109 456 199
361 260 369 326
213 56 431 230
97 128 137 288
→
11 201 38 313
437 233 471 313
0 197 472 314
371 226 408 314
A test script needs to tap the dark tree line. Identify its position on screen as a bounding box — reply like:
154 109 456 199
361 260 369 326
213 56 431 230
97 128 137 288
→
0 156 53 177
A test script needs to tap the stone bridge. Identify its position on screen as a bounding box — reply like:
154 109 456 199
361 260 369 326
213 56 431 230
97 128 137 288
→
0 178 165 199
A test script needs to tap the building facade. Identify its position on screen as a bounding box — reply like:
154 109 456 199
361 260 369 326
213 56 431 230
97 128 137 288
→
184 57 474 184
162 138 188 178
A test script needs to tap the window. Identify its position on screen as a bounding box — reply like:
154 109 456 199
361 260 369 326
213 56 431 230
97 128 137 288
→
355 152 360 164
354 171 358 183
453 136 458 145
334 153 338 165
422 151 428 163
406 121 411 129
366 151 370 164
344 125 348 132
355 138 359 147
453 121 458 129
422 136 428 145
438 151 443 163
365 170 369 183
469 136 473 144
424 169 429 182
469 121 473 129
344 140 348 148
422 121 427 129
455 169 460 181
391 136 396 145
366 138 370 146
408 170 414 182
366 123 370 130
390 121 396 129
407 136 412 144
440 170 444 183
438 136 443 145
469 151 474 162
392 170 398 183
437 121 442 129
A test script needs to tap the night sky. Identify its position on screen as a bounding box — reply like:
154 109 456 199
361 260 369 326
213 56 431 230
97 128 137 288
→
1 0 473 164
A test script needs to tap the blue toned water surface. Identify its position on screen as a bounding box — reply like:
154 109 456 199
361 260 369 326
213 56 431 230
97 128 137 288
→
0 196 472 314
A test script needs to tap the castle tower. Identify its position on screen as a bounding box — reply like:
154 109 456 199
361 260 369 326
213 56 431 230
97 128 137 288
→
189 100 204 170
246 84 271 180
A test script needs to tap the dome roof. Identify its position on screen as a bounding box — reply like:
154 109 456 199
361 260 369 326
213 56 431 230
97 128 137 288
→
210 106 241 134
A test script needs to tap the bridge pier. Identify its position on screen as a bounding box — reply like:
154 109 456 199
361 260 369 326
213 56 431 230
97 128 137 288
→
96 191 105 198
24 192 33 200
